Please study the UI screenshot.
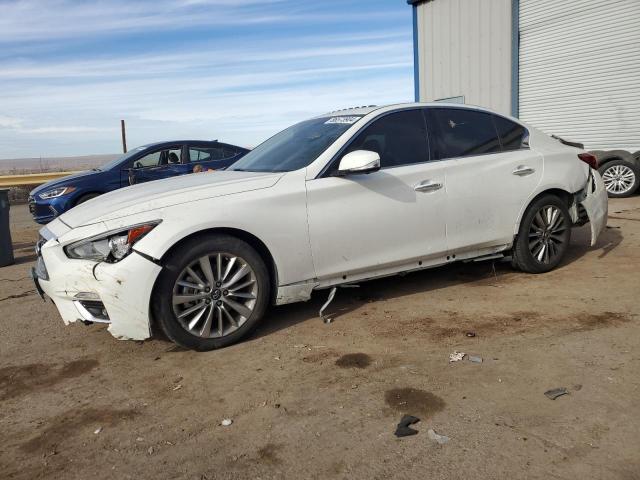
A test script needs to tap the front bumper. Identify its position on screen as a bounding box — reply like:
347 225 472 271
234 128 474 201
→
35 233 162 341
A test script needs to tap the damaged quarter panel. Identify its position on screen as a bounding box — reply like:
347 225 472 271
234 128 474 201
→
513 127 590 234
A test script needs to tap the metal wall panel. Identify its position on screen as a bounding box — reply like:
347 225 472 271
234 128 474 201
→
415 0 513 115
519 0 640 151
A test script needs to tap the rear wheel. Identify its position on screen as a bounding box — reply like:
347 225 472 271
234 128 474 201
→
512 194 571 273
598 159 639 198
152 234 270 351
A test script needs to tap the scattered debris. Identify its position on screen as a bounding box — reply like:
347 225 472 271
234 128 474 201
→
573 384 583 391
94 427 103 435
468 355 483 364
449 351 466 362
136 437 144 442
427 428 449 445
147 446 154 455
394 415 420 438
221 418 233 427
172 384 183 391
544 387 569 400
465 331 476 337
319 284 359 323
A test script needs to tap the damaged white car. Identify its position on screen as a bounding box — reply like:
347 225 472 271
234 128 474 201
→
32 103 608 350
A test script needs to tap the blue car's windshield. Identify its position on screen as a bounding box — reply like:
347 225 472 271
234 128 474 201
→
99 145 150 170
229 115 363 173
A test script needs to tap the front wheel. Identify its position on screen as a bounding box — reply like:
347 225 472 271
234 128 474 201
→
152 234 270 351
512 194 571 274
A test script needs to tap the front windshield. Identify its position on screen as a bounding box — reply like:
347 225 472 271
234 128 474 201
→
99 145 150 170
229 115 363 173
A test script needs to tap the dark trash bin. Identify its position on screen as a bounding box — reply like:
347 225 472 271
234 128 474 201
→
0 189 15 267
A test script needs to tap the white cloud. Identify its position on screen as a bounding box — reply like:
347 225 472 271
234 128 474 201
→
0 1 413 158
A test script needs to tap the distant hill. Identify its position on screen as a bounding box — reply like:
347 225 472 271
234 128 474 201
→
0 154 121 174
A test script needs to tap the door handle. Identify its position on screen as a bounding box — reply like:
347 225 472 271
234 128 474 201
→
414 180 443 192
512 165 535 176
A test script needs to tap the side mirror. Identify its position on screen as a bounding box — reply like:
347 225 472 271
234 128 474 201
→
337 150 381 175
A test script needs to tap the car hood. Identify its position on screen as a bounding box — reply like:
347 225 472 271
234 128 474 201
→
30 170 99 196
58 170 284 228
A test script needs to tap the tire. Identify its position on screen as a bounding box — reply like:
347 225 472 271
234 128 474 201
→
598 158 639 198
512 194 571 274
592 149 634 164
152 234 270 351
75 193 101 205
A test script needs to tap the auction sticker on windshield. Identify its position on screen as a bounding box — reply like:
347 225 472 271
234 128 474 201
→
324 116 361 125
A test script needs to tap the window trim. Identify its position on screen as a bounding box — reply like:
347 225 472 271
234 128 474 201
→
316 107 432 178
491 114 530 152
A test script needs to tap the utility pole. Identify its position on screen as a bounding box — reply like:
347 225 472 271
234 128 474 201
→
121 119 127 153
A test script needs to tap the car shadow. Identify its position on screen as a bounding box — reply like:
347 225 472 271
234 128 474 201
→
251 222 623 341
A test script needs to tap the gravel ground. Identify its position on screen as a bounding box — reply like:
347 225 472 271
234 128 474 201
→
1 199 639 480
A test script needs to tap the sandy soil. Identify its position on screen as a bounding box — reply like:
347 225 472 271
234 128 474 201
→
1 199 639 480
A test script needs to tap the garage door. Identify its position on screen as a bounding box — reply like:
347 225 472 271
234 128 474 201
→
519 0 640 151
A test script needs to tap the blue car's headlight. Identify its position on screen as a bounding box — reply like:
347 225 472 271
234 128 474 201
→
64 221 161 263
39 186 76 199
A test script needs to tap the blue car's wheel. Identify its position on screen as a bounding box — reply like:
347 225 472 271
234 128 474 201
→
75 193 101 206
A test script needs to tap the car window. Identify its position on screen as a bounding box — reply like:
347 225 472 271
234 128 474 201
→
430 108 501 160
189 147 236 163
135 151 163 168
133 147 182 168
344 109 429 169
493 115 529 150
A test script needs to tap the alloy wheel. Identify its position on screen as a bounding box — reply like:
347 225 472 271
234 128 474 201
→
602 164 635 195
172 253 258 338
528 205 567 265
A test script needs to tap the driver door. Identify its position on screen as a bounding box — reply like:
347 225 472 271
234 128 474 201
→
123 145 185 185
305 109 449 282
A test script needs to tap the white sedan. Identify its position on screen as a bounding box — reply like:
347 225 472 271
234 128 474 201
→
33 103 608 350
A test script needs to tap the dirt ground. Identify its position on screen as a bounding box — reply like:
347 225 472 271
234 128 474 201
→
1 199 639 480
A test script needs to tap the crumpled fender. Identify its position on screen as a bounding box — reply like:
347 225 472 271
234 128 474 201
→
580 170 608 246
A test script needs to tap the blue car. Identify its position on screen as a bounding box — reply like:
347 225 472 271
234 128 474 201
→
29 140 249 224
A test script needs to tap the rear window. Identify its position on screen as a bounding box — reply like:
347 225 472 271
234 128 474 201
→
493 115 529 151
430 108 501 160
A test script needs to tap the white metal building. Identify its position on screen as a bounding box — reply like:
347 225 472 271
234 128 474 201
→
408 0 640 152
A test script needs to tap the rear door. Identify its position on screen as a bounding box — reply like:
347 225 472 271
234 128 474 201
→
306 109 449 281
428 108 543 252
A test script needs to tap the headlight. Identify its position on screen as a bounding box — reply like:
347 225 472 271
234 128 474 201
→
64 221 161 263
39 186 76 199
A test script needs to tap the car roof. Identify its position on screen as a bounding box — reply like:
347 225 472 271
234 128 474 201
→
319 102 524 127
321 102 508 117
141 140 219 147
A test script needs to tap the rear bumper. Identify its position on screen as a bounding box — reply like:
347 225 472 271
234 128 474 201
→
579 170 608 246
36 237 162 341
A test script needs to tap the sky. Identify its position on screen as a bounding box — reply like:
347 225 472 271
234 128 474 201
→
0 0 414 159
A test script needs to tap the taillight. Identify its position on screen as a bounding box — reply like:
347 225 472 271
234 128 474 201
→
578 153 598 169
